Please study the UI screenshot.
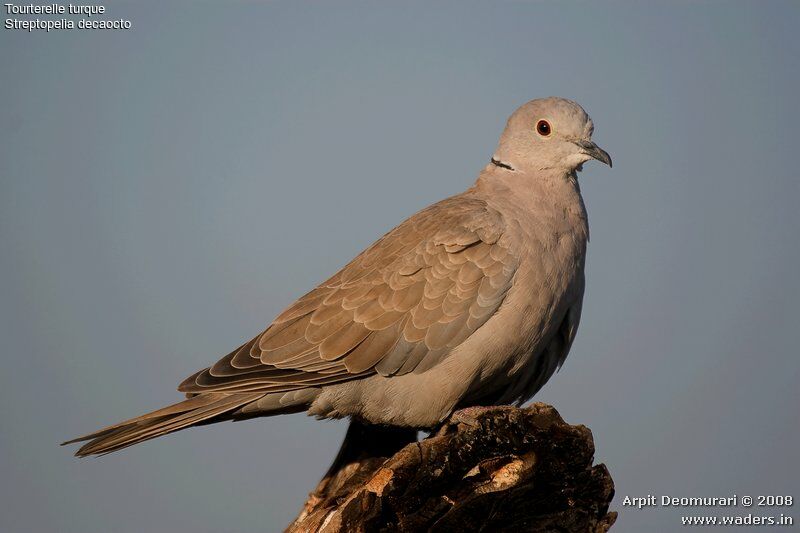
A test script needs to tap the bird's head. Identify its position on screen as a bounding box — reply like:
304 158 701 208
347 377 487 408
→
492 97 611 174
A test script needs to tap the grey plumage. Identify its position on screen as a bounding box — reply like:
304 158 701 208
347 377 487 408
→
64 97 611 456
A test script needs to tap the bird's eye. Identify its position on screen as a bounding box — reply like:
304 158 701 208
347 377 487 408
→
536 120 551 136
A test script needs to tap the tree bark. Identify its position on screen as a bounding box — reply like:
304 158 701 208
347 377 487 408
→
287 403 616 532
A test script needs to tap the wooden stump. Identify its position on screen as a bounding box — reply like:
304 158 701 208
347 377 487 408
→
287 403 616 532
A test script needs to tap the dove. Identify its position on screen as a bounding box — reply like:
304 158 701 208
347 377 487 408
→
64 97 611 456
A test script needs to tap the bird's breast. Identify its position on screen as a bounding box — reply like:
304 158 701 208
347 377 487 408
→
472 192 588 389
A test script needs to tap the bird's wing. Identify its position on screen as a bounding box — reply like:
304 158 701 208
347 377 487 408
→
178 195 517 395
555 298 583 370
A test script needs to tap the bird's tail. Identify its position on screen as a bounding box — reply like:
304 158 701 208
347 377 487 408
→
62 392 265 457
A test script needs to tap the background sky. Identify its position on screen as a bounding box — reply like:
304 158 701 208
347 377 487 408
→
2 1 799 532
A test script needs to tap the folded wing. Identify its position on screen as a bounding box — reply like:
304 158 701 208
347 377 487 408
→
179 195 517 395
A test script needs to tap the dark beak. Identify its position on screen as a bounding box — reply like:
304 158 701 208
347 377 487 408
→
575 139 612 168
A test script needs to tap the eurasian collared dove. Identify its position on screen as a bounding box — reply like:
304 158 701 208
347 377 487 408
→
64 97 611 456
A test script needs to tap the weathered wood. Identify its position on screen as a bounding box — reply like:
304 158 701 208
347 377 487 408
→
287 403 616 532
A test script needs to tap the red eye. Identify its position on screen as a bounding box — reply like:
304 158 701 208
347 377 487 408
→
536 120 551 136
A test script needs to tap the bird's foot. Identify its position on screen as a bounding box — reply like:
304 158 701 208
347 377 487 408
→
436 405 504 435
452 406 493 425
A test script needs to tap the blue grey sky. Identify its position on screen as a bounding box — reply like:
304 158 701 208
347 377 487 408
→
1 1 798 531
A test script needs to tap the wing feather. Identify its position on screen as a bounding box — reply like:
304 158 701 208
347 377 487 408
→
178 195 517 395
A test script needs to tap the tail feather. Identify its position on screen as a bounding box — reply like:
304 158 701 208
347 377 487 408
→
63 392 263 457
